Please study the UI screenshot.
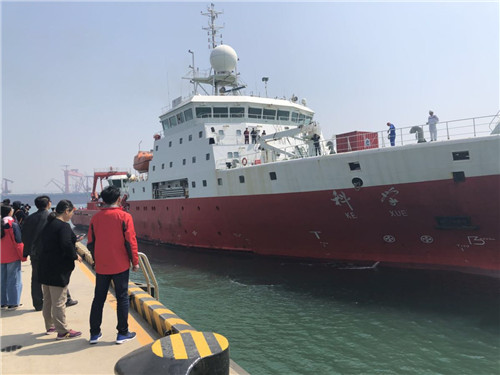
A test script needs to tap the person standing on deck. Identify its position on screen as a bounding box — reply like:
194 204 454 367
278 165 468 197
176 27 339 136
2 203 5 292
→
87 185 139 345
387 122 396 146
426 110 439 141
251 128 257 144
244 128 249 144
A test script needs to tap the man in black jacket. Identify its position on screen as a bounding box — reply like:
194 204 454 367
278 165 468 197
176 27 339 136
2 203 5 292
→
22 196 51 310
22 196 79 310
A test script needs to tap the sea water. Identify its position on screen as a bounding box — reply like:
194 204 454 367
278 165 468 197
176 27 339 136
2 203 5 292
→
132 243 499 375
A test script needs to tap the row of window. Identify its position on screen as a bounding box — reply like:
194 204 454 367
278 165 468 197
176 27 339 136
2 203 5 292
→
151 153 212 172
131 171 278 194
161 105 313 130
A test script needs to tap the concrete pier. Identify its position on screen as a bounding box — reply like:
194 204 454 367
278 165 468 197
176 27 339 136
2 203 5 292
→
1 258 248 374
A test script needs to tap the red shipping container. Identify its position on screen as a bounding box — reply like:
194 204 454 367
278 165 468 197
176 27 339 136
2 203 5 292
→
335 131 379 153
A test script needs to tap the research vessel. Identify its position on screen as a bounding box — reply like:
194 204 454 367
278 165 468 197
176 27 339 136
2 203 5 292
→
79 5 500 277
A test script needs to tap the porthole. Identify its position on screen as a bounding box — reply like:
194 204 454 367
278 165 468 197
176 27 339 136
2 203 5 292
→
352 177 363 188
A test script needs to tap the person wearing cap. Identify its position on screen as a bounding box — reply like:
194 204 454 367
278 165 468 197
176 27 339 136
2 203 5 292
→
12 201 26 226
426 110 439 141
387 122 396 146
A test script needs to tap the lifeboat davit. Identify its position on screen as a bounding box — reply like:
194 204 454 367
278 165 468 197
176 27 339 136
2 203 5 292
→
133 151 153 173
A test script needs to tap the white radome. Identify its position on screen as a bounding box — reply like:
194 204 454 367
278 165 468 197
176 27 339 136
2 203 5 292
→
210 45 238 73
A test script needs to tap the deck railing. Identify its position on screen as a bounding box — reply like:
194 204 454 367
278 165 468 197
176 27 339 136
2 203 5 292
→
215 114 499 170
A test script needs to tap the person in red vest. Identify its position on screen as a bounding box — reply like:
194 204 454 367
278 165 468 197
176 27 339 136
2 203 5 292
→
1 204 26 310
87 185 139 345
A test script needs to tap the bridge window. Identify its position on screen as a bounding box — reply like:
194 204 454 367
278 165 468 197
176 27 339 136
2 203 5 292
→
263 109 276 120
213 107 228 118
196 107 212 118
248 107 262 119
230 107 244 118
176 112 185 124
184 108 193 121
291 112 299 123
169 116 177 127
277 110 290 121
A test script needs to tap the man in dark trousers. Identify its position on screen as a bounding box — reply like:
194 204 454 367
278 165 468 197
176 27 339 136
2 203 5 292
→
87 185 140 345
22 195 78 311
243 128 249 144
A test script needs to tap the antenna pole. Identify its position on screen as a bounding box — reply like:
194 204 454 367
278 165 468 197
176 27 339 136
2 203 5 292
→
201 3 223 49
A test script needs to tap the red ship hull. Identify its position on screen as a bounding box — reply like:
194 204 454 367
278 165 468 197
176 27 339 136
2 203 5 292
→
127 175 499 277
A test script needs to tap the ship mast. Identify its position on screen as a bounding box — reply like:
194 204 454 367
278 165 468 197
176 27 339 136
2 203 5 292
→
201 3 223 49
186 4 244 96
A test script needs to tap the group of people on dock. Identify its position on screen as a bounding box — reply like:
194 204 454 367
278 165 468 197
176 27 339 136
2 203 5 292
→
1 185 140 344
387 110 440 146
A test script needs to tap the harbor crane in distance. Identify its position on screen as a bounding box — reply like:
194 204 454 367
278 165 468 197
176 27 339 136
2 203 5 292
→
2 178 14 195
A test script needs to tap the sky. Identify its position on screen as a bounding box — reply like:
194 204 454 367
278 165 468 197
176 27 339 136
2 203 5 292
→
2 0 499 194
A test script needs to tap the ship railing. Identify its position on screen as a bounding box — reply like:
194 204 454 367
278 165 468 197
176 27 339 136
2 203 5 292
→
214 114 499 170
377 114 497 148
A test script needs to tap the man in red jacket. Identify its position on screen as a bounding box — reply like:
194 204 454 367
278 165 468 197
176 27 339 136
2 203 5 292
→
87 186 139 345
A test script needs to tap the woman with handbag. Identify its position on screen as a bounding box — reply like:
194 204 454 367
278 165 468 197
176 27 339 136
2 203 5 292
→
1 204 26 310
38 200 82 339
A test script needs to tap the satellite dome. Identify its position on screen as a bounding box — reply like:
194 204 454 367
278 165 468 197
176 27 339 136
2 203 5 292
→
210 45 238 73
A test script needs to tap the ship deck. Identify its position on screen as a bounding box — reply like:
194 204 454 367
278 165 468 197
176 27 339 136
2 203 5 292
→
1 259 247 374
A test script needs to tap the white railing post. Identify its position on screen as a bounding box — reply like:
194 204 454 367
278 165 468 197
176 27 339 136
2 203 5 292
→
473 118 477 137
446 122 450 140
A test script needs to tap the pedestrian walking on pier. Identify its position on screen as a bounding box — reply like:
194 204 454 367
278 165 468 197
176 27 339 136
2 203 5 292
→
38 200 82 339
87 185 139 345
387 122 396 146
1 204 26 310
426 110 439 141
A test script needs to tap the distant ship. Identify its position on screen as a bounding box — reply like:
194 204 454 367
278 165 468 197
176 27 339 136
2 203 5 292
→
74 5 500 278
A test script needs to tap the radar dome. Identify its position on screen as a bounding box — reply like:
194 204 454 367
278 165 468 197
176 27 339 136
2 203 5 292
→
210 45 238 73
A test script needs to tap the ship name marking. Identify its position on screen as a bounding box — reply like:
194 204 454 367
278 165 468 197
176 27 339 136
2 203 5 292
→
309 231 321 239
345 212 357 219
467 236 496 246
381 187 400 207
331 190 353 211
389 210 408 217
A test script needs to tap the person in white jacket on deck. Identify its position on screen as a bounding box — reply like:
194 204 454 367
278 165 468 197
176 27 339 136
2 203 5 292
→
427 110 439 141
